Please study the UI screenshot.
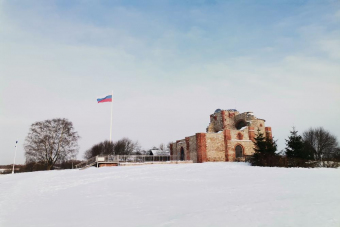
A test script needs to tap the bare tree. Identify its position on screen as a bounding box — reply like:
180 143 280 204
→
84 140 114 159
24 118 80 170
133 141 142 154
84 138 140 159
113 138 138 155
333 147 340 161
159 142 172 153
159 143 165 152
302 127 339 161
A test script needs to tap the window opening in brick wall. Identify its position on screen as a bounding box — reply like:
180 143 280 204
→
235 145 243 158
180 147 185 161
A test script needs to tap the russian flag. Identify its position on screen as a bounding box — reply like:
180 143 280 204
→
97 95 112 103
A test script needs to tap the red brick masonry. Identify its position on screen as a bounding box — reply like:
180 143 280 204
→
196 133 207 163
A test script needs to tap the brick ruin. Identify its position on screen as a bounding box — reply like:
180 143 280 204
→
170 109 272 163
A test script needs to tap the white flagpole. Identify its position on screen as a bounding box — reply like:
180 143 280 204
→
110 90 113 142
12 141 18 174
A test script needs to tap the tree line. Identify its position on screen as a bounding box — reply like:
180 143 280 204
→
249 127 340 168
84 140 170 159
83 138 141 159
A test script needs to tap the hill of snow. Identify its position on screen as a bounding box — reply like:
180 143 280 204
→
1 163 339 227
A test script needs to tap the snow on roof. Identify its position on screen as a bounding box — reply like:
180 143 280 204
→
149 150 170 156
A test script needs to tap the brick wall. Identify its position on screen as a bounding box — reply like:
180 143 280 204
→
188 135 197 163
230 128 250 141
174 139 186 157
265 127 272 139
99 163 118 167
206 133 225 162
196 133 207 163
185 137 190 160
228 140 255 157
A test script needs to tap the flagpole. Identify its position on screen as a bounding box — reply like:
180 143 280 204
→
110 90 113 142
12 141 18 174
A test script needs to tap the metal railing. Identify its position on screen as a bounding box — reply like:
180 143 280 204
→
75 156 97 169
75 155 189 169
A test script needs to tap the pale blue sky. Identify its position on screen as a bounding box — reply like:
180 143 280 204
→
1 0 340 164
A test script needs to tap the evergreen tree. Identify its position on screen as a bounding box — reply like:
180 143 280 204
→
265 135 278 155
253 129 266 153
285 127 306 159
250 129 278 166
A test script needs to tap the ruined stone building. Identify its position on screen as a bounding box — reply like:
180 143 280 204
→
170 109 272 163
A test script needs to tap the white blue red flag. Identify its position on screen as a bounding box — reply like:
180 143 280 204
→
97 95 112 103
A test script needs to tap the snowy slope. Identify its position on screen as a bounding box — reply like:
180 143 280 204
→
0 163 339 227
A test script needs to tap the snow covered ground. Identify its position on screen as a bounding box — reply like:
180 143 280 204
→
0 163 339 227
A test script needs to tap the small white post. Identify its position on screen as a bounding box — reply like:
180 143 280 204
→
110 90 113 142
12 141 18 174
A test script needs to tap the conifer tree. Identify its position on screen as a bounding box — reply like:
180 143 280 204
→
285 127 306 159
251 129 277 166
253 129 266 153
265 135 278 155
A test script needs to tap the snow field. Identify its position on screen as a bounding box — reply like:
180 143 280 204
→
0 163 339 227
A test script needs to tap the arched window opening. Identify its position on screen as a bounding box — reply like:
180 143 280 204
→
180 147 185 161
235 145 243 158
237 133 243 140
235 120 247 130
